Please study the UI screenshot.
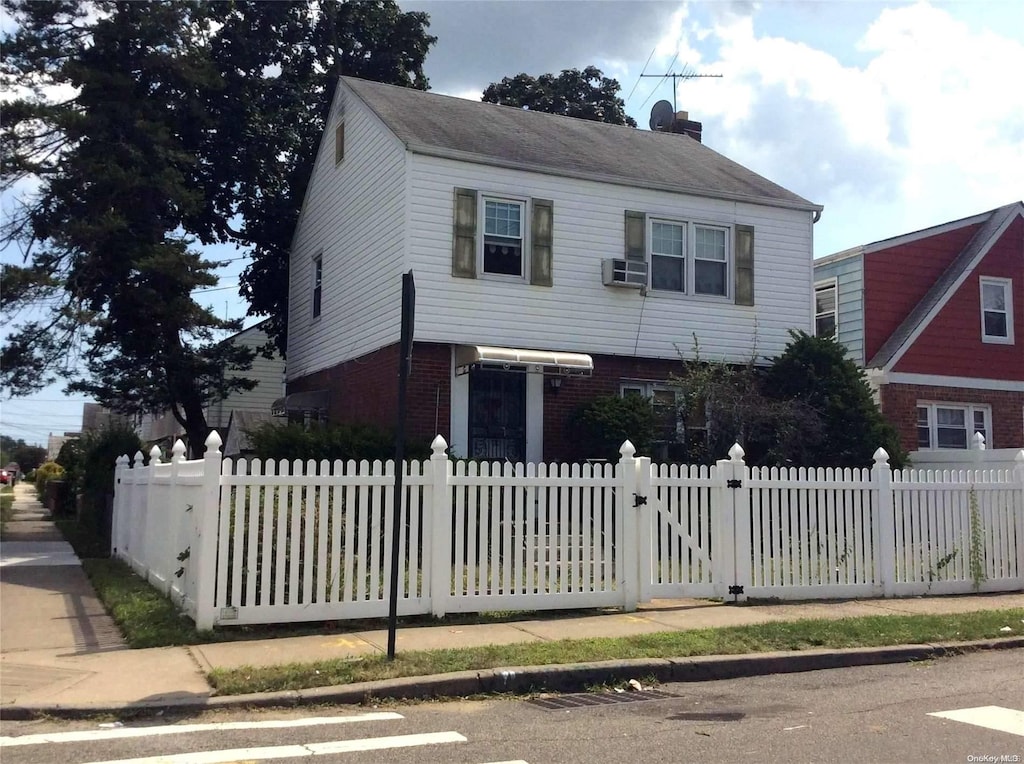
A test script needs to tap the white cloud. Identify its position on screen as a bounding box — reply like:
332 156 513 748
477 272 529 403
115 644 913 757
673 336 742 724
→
646 1 1024 253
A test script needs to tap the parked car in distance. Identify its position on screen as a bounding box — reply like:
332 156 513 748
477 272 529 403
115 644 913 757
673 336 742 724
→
0 469 9 484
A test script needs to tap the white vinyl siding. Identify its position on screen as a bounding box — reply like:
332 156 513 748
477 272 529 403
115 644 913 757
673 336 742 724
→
813 254 864 363
408 154 814 363
287 88 409 379
206 326 286 429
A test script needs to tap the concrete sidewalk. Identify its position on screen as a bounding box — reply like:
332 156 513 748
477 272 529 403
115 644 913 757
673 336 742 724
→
2 481 1022 719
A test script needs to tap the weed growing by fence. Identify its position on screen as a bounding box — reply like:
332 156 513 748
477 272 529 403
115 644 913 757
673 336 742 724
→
969 488 987 591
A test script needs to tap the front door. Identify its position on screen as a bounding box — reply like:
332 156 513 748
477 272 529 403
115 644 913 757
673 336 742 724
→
469 369 526 461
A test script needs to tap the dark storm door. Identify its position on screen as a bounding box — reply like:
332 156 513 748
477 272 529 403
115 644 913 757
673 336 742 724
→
469 369 526 461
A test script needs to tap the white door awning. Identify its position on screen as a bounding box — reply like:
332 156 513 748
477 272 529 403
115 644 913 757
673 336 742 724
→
456 345 593 376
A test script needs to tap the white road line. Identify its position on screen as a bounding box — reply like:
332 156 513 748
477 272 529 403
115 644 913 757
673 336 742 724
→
82 731 467 763
0 713 404 747
928 706 1024 737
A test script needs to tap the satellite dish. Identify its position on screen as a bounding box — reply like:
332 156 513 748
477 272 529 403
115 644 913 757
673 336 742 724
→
649 100 674 131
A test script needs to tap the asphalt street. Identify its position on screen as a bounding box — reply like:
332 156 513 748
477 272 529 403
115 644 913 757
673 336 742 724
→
1 648 1021 764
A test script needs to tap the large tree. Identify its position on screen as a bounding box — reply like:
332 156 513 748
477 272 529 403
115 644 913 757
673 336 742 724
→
482 66 637 127
1 1 434 453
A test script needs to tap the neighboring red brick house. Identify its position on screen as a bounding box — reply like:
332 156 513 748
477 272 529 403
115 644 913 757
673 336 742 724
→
814 202 1023 453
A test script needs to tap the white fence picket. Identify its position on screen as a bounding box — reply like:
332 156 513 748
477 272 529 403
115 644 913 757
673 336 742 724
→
111 435 1024 628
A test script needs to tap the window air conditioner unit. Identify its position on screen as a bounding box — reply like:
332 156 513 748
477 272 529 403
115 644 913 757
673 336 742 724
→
602 258 648 288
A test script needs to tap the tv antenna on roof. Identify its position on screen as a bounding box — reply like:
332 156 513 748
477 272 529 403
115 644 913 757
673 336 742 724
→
641 64 722 113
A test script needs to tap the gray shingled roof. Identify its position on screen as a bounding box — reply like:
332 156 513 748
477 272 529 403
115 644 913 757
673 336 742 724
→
341 77 820 212
867 201 1024 369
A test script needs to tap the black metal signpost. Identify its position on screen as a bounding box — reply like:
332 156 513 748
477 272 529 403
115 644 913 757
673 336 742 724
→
387 270 415 660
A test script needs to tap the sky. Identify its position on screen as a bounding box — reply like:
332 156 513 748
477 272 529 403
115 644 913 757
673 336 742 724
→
2 0 1022 448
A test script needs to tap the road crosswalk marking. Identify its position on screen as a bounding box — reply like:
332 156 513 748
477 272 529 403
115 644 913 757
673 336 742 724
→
928 706 1024 737
0 713 405 747
81 731 468 763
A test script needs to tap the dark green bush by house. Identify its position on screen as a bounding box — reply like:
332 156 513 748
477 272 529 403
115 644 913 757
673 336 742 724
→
569 394 655 462
247 422 430 463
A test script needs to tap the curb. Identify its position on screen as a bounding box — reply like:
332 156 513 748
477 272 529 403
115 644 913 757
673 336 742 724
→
2 637 1022 721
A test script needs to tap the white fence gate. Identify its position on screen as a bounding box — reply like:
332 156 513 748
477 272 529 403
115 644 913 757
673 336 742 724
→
111 434 1024 629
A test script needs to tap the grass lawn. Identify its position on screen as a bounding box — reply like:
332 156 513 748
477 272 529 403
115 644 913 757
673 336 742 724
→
78 558 1023 698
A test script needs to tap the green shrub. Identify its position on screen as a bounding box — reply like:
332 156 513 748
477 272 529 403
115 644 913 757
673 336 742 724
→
57 425 142 553
568 394 655 462
34 461 65 497
246 421 430 463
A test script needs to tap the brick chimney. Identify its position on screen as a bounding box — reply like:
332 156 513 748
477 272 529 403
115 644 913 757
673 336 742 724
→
670 110 702 143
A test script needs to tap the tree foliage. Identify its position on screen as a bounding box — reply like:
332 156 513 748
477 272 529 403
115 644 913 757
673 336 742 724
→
482 66 637 127
763 331 906 468
1 1 435 453
0 435 47 474
670 332 905 468
569 394 655 461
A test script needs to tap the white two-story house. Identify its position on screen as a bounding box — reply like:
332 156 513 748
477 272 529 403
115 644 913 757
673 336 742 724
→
284 77 822 462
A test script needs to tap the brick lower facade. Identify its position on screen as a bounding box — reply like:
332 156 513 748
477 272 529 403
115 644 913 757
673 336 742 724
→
288 342 452 449
288 343 691 460
880 382 1024 451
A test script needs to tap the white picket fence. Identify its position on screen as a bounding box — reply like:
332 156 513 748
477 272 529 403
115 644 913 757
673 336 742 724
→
111 433 1024 630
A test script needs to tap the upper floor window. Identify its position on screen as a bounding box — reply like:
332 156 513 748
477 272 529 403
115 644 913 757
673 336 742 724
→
980 277 1013 344
483 198 524 277
648 218 730 297
814 280 837 338
334 122 345 165
312 255 323 318
451 188 554 287
916 402 990 449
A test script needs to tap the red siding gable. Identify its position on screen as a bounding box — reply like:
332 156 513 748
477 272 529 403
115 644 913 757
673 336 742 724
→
892 216 1023 380
863 222 983 361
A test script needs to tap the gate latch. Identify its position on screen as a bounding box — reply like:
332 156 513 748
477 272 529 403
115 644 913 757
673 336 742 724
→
633 493 647 507
726 479 742 488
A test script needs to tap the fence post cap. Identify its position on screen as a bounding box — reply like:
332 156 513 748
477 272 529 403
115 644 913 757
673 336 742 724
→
138 449 151 466
171 439 187 462
619 440 636 459
116 454 129 466
728 443 745 462
204 430 223 454
1015 449 1024 464
430 434 448 455
872 447 890 464
971 431 986 450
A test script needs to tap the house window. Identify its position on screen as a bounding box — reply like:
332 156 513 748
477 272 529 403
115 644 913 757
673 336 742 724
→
648 219 730 297
482 198 524 277
620 382 682 441
916 403 991 449
650 221 685 292
312 255 322 318
980 277 1013 343
334 122 345 164
814 280 837 338
694 225 727 296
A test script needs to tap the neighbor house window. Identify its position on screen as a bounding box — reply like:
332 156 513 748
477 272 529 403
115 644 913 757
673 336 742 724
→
815 280 837 338
916 403 990 449
980 277 1013 343
312 255 322 318
482 198 524 276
